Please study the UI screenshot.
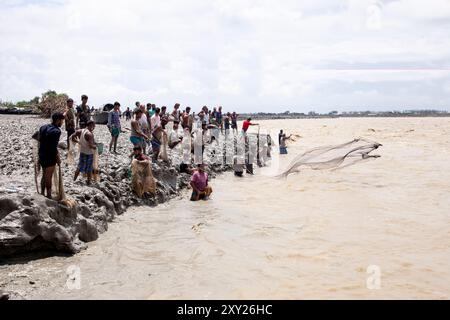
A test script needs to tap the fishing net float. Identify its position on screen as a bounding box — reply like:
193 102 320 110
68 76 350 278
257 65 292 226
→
277 138 382 178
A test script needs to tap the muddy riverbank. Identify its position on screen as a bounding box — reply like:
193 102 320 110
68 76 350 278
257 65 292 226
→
0 115 230 261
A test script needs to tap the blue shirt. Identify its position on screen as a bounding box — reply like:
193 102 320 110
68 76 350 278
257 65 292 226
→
108 110 121 129
38 124 61 163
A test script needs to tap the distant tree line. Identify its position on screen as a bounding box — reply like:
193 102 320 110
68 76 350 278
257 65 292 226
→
240 109 450 119
0 90 68 117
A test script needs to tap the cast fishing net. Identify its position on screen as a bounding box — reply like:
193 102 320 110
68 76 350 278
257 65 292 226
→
67 138 79 166
131 159 156 197
160 131 169 162
277 138 382 178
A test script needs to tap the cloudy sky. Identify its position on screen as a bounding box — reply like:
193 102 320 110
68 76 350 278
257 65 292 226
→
1 0 450 113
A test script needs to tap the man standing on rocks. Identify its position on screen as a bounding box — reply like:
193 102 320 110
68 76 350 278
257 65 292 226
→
64 98 76 150
168 120 183 149
231 112 238 135
38 112 65 199
139 104 151 154
242 117 259 135
151 108 162 162
125 107 132 121
71 120 97 185
76 94 91 129
224 112 231 136
171 103 181 121
130 109 149 151
217 106 223 134
181 107 192 132
107 102 122 154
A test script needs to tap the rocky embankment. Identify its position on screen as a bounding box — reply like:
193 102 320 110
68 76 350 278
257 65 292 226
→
0 115 229 259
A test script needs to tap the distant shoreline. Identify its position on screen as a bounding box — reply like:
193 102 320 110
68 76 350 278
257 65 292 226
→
234 113 450 120
1 109 449 120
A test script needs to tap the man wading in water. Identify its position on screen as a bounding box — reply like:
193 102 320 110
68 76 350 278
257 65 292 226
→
108 101 122 154
190 164 213 201
38 112 65 199
76 94 91 129
71 120 97 185
279 130 292 155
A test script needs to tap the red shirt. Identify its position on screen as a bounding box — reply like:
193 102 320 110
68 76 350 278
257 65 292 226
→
243 120 251 132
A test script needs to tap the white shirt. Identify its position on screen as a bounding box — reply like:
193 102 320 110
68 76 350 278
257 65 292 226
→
169 128 182 145
139 113 149 131
151 114 161 133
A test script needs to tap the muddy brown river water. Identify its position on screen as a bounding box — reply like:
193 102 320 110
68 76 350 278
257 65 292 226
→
1 117 449 299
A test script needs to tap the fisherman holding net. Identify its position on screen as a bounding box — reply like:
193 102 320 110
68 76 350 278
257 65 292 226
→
71 120 98 185
242 117 259 135
279 130 292 155
130 109 149 151
36 112 65 199
168 120 183 150
130 145 156 198
138 104 151 154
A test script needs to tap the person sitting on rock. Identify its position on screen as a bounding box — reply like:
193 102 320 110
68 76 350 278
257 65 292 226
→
71 120 97 185
190 163 213 201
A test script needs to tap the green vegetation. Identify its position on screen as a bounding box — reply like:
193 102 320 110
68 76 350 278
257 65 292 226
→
38 90 69 118
0 96 40 110
0 90 68 117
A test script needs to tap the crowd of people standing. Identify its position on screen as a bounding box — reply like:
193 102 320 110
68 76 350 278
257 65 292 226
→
36 95 263 202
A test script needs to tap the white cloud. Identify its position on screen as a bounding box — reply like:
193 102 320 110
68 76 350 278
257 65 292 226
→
0 0 450 112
